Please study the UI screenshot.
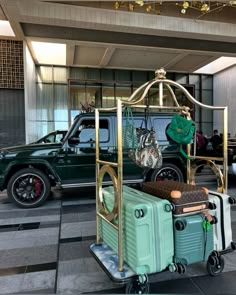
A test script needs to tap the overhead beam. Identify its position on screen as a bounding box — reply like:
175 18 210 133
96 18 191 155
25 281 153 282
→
99 47 116 67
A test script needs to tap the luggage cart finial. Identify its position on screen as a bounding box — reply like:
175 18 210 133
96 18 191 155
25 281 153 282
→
155 68 166 79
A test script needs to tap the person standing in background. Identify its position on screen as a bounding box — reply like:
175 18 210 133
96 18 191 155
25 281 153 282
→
210 129 222 151
196 130 206 155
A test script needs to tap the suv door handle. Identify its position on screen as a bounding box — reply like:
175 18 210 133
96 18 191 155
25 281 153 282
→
101 153 113 158
57 154 65 158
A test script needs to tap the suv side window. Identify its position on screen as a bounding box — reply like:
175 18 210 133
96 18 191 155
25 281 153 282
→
44 134 55 143
79 119 109 143
152 117 172 143
55 133 64 142
69 119 109 147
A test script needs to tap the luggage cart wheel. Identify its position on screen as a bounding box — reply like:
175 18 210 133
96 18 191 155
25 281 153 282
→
168 263 177 273
231 241 236 251
176 263 186 274
125 278 150 294
207 255 225 276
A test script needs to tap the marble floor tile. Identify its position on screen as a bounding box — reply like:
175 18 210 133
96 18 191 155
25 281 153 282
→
21 270 56 294
0 245 58 268
0 273 25 294
60 221 96 239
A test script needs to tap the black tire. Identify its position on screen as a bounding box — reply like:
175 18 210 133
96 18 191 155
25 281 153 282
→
7 168 51 208
150 163 184 182
207 255 225 276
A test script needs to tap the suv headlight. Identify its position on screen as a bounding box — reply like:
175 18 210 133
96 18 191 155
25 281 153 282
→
0 150 8 159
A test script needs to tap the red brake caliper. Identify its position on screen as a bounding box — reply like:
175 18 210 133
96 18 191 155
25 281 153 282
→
34 178 42 196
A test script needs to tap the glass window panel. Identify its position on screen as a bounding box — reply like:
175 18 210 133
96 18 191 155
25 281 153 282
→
202 75 213 90
70 84 85 110
53 67 68 82
148 85 175 106
70 83 100 115
194 105 200 123
70 110 81 123
88 84 101 108
87 68 100 80
36 66 53 82
70 67 86 79
35 121 54 140
102 85 115 107
203 122 214 139
175 73 188 84
115 84 131 102
36 83 53 121
54 85 68 121
101 69 114 81
148 71 155 80
194 89 200 101
202 108 213 122
54 121 69 130
132 71 147 82
115 70 131 82
189 74 200 89
166 72 175 80
174 85 195 118
202 90 213 106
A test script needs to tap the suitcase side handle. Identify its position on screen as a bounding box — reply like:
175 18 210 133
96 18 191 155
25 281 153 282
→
229 197 236 205
208 202 217 210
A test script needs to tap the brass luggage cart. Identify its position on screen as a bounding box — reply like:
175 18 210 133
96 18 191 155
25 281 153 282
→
90 68 229 293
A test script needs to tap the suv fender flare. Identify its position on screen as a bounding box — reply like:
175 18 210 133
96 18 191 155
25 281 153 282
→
3 160 60 187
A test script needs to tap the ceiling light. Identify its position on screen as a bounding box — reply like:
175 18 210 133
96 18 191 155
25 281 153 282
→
0 20 15 37
181 8 186 14
183 1 189 9
201 3 210 12
135 0 144 6
31 41 66 65
114 1 119 9
146 5 152 12
129 3 134 11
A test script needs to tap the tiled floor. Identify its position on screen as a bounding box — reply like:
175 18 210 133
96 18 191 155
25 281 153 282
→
0 184 236 294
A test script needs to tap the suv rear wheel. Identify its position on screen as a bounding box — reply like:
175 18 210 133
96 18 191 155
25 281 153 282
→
151 163 184 182
7 168 51 208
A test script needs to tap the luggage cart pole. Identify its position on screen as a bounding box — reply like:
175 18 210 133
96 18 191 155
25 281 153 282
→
117 99 124 272
223 107 228 193
95 108 100 244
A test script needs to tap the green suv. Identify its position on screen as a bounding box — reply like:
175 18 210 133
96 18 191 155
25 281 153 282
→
0 112 186 208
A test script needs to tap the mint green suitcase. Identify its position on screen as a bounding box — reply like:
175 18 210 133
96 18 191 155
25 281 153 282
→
99 185 174 275
174 214 214 266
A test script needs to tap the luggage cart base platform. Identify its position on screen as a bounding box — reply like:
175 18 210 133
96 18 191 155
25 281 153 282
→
89 243 136 283
90 243 150 293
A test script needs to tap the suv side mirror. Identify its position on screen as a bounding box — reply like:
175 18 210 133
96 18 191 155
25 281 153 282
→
68 137 80 145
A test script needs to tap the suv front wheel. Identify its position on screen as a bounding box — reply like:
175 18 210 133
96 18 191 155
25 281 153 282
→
151 163 184 182
7 168 51 208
